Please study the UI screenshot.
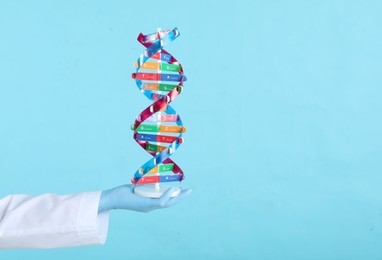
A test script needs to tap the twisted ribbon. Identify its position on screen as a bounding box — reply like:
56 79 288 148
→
131 28 186 185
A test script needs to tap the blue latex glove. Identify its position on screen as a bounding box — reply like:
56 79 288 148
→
98 184 192 213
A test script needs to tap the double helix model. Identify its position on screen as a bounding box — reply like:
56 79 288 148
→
131 28 187 190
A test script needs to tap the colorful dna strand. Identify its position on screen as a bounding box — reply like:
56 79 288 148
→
131 28 186 186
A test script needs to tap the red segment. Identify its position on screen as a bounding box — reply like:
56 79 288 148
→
134 73 161 81
151 52 161 60
152 94 160 101
134 176 160 184
156 135 177 143
160 114 178 122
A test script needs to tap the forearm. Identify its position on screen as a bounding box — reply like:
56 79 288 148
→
0 192 109 249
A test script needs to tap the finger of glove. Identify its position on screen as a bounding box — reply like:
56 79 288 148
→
164 189 192 207
157 188 175 207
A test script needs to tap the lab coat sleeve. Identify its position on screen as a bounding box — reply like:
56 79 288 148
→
0 191 110 249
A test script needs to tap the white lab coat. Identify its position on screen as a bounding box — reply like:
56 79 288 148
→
0 191 109 249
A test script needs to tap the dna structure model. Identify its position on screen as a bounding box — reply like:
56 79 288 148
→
131 28 186 196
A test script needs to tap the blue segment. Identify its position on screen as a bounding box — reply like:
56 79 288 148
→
160 175 182 182
160 73 187 82
161 53 171 62
150 93 165 100
136 134 157 142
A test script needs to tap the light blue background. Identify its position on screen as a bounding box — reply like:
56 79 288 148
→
1 0 382 259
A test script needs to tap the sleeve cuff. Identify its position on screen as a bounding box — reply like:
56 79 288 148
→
76 191 110 246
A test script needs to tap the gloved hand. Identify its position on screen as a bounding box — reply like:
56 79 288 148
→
98 184 192 213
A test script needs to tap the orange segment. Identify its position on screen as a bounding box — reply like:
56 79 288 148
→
159 126 186 133
142 83 159 90
147 166 159 174
135 61 160 70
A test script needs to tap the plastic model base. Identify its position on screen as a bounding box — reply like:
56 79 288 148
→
134 184 181 198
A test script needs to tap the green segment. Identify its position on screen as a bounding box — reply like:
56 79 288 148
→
158 84 177 91
146 144 159 152
136 124 160 132
159 164 174 172
160 63 180 72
